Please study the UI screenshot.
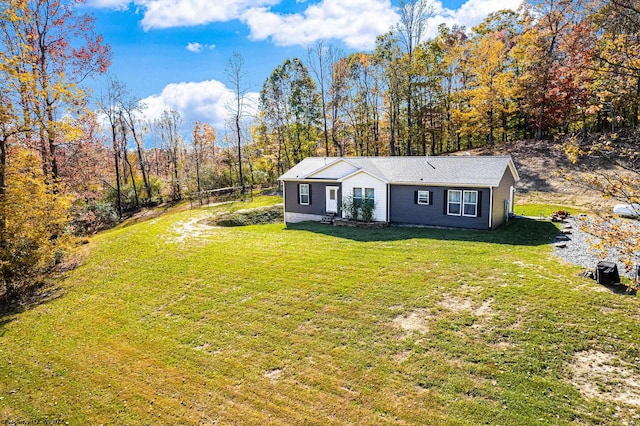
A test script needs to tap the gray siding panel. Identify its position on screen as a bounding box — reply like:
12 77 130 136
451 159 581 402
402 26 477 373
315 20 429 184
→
491 169 517 229
284 181 340 217
389 185 490 230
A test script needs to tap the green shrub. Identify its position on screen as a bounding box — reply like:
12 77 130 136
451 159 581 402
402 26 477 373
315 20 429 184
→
342 195 360 220
360 199 376 222
210 205 283 227
342 194 376 222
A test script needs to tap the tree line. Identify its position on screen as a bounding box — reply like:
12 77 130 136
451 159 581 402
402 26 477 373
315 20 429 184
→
1 0 640 296
254 0 640 176
0 1 249 296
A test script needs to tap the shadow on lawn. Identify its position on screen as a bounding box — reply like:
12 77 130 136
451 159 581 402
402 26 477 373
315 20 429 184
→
0 282 64 332
286 217 559 246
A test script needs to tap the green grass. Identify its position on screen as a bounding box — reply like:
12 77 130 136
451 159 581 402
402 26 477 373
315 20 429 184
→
514 203 584 218
1 197 639 425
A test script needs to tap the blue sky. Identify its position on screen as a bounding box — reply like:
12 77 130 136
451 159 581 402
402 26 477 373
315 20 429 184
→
84 0 521 133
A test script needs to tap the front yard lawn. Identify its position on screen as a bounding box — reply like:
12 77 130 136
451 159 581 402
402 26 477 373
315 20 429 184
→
1 197 638 424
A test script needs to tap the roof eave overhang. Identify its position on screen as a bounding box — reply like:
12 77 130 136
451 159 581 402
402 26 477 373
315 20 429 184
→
301 157 359 179
339 169 389 183
507 158 521 182
279 178 340 183
389 181 496 188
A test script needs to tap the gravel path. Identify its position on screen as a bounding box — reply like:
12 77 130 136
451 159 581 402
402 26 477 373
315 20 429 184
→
552 216 638 277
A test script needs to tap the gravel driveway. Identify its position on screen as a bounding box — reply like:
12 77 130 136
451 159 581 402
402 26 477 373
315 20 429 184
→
552 216 638 278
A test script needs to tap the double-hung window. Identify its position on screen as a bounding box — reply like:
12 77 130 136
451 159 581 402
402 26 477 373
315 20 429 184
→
353 187 374 208
364 188 375 206
447 190 479 217
462 191 478 217
417 190 430 205
299 183 310 205
447 190 462 215
353 187 363 207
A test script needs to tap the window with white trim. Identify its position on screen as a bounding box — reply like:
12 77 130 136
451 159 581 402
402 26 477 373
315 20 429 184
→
417 190 430 205
353 187 363 201
365 187 374 201
447 190 462 215
447 190 479 217
299 183 310 205
353 187 374 208
463 190 478 217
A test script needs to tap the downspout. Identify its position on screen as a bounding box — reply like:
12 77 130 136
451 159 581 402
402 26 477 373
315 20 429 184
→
489 187 494 230
510 186 515 214
387 184 390 223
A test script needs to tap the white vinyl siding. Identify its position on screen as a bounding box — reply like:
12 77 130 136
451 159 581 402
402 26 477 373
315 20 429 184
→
299 183 310 205
417 190 429 205
307 161 359 179
341 172 387 222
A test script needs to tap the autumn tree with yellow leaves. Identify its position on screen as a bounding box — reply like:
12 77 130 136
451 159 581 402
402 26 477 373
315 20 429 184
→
0 148 71 295
0 0 110 297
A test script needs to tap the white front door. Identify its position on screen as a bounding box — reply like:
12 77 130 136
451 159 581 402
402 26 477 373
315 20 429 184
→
326 186 339 213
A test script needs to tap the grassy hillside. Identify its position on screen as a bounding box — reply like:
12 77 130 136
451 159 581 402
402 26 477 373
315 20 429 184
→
1 196 639 425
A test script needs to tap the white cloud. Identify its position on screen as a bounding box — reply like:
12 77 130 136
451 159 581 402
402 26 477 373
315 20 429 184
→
242 0 399 50
138 80 259 131
242 0 522 49
86 0 131 9
186 42 215 53
138 0 279 30
90 0 524 50
425 0 523 38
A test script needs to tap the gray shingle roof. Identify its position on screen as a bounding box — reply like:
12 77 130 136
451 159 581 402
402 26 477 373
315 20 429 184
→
279 156 518 187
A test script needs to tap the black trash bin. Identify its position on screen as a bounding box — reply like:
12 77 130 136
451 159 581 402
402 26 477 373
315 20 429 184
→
596 261 620 285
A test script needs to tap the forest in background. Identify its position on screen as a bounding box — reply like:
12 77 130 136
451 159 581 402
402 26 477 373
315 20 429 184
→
1 0 639 295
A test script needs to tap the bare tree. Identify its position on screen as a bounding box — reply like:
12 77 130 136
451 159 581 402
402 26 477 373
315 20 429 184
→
307 41 343 156
226 52 248 192
98 76 126 218
395 0 433 155
120 96 152 203
156 110 183 200
117 110 140 208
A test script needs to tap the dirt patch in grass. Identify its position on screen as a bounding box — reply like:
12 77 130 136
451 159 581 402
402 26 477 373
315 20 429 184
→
474 299 494 317
569 350 640 408
492 341 514 350
392 309 431 334
392 350 412 363
439 295 494 318
193 343 211 351
168 215 218 243
295 320 318 335
264 368 282 382
439 296 473 312
459 284 483 293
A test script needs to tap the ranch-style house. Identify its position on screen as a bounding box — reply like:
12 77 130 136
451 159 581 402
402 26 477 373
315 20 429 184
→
278 155 519 230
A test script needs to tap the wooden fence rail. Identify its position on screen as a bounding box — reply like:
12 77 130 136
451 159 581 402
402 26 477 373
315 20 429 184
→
188 186 247 208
